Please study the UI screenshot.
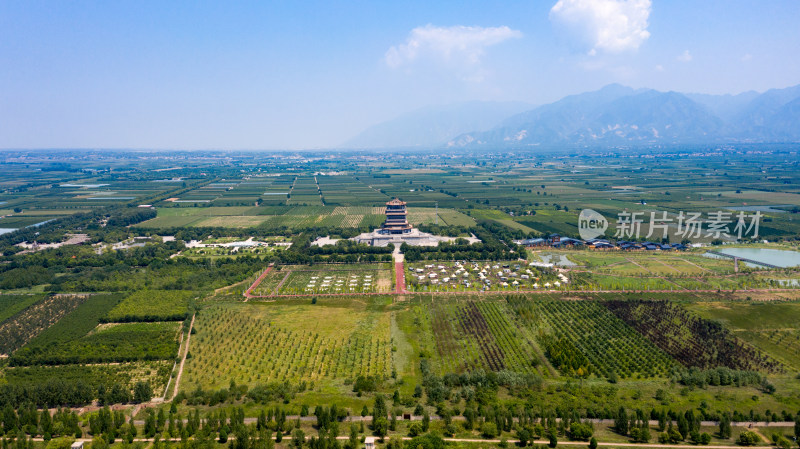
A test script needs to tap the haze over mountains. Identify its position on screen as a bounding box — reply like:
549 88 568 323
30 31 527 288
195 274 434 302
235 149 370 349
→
342 101 533 149
343 84 800 149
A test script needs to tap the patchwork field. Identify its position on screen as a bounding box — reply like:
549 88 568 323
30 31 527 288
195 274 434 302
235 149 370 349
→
136 205 473 231
0 290 185 393
2 150 800 443
185 293 800 395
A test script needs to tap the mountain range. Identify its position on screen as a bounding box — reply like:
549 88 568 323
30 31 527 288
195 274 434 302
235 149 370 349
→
342 84 800 149
341 101 533 149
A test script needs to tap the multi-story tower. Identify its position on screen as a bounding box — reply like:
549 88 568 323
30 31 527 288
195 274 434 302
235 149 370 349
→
381 198 412 234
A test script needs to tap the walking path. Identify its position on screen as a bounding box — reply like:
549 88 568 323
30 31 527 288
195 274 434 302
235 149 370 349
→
245 286 798 299
394 262 408 294
272 271 292 296
393 245 409 294
170 313 195 400
244 263 274 300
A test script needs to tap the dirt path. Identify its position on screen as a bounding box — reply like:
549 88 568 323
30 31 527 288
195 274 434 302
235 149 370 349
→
243 263 274 300
314 176 324 206
242 287 798 299
272 271 292 296
169 313 195 400
676 257 713 273
748 427 771 444
394 262 408 294
651 258 682 274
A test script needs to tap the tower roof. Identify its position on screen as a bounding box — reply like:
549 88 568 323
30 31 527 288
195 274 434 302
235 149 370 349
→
386 198 406 206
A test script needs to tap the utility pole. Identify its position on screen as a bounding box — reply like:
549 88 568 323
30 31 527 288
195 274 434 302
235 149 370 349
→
435 202 438 225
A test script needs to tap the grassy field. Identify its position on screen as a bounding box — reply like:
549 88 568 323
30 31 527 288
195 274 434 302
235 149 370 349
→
520 248 794 292
565 251 737 275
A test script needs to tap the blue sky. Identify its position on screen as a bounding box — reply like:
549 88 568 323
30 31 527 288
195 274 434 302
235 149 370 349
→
1 0 799 149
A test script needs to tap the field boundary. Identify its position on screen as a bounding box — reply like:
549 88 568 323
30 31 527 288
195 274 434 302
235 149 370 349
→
244 263 274 300
169 313 195 401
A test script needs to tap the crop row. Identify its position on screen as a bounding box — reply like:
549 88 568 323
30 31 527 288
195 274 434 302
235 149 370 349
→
605 300 782 373
430 301 539 375
182 307 393 389
0 294 89 355
507 297 676 379
9 322 182 366
4 361 172 393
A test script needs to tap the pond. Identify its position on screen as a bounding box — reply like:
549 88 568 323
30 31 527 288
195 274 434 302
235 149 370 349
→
705 247 800 268
776 279 800 287
725 204 796 214
86 197 135 200
59 183 110 188
0 228 16 235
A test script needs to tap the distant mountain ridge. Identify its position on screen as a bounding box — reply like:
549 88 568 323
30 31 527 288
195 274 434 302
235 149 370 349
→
340 101 533 149
446 83 800 148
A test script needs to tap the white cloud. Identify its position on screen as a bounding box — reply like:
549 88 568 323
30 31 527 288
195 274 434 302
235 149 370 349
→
385 25 522 69
677 49 692 62
550 0 651 54
741 53 752 62
655 64 664 72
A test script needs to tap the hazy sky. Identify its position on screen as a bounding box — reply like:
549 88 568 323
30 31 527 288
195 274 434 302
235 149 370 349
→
1 0 799 150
